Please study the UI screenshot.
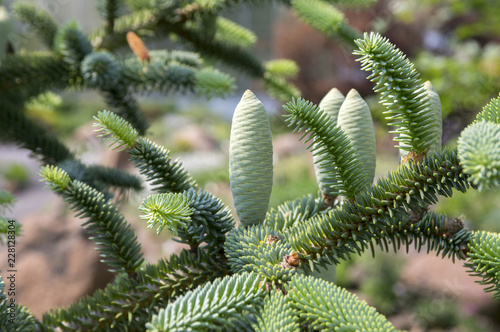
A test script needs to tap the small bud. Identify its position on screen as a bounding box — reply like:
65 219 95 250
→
265 235 280 245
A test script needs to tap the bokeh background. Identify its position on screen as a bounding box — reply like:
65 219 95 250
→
1 0 500 330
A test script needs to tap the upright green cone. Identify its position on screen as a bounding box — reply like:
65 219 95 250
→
229 90 273 226
313 88 345 198
337 89 376 185
424 81 442 155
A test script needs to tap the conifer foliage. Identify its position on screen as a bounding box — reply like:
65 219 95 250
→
1 1 500 331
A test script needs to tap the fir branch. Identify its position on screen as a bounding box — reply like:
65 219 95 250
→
263 74 301 102
263 193 326 231
0 100 74 165
54 21 93 74
101 85 150 135
0 53 69 93
285 149 471 271
283 98 367 199
475 93 500 124
43 249 230 331
97 0 124 33
56 159 142 198
458 121 500 190
465 231 500 300
313 87 344 199
118 51 235 98
354 32 436 156
146 272 266 332
86 164 143 193
40 166 144 274
225 225 298 283
291 0 361 47
130 137 196 193
214 17 257 49
95 110 195 193
90 9 156 50
139 193 194 235
0 190 16 215
194 67 236 99
287 274 397 331
0 218 22 246
81 51 122 90
94 109 139 151
253 290 300 332
0 277 38 331
160 19 266 78
12 2 58 48
379 211 471 262
265 59 299 79
181 188 235 254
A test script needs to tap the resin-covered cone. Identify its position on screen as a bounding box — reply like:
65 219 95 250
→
313 88 345 197
337 89 376 185
229 90 273 226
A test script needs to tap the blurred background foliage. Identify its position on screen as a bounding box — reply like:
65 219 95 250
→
2 0 500 330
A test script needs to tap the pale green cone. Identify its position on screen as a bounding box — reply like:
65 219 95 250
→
313 88 345 197
229 90 273 226
424 81 442 155
399 81 442 163
337 89 376 185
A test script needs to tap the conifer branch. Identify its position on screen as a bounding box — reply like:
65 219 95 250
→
475 93 500 124
225 226 298 282
0 99 75 165
131 137 196 193
40 166 144 274
354 32 436 156
146 272 265 332
283 98 368 199
214 17 257 48
94 111 196 193
94 110 139 151
42 249 230 331
140 193 194 235
287 274 397 330
0 53 69 93
253 289 300 332
54 21 93 75
180 188 235 254
458 121 500 190
97 0 124 33
12 3 58 49
86 164 143 193
291 0 361 48
263 193 326 231
465 231 500 300
0 277 39 331
285 149 471 271
102 86 150 135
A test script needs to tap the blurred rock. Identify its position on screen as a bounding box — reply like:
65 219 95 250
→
0 199 114 318
401 254 495 313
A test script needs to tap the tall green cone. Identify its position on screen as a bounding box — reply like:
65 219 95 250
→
400 81 442 163
229 90 273 226
313 88 345 198
337 89 376 185
424 81 442 155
